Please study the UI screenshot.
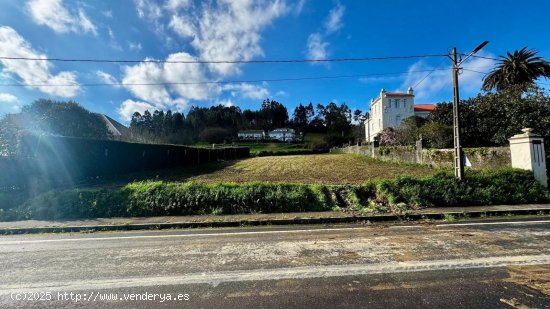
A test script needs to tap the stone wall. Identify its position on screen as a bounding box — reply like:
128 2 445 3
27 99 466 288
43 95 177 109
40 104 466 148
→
332 145 511 170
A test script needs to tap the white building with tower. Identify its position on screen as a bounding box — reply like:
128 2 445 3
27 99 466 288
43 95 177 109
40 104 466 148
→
364 88 436 142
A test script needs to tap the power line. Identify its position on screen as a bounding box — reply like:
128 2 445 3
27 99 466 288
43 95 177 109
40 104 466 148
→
412 58 449 89
0 54 448 65
462 68 489 75
0 69 455 88
459 54 500 61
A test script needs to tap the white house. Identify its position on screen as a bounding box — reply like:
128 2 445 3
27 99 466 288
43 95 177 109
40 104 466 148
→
364 88 436 142
238 130 265 140
269 128 295 142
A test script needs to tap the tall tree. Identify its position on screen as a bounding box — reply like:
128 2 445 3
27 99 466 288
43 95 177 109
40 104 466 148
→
292 104 308 132
482 47 550 92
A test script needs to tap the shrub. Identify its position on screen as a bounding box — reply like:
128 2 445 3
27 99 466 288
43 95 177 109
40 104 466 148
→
256 149 327 157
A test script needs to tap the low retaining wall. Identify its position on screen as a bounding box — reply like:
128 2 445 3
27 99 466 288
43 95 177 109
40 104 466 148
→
333 145 511 169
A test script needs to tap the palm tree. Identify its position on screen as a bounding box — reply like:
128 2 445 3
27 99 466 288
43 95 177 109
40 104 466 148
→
482 47 550 92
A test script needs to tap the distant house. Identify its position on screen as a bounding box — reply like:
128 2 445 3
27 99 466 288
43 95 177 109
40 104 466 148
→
269 128 295 142
364 88 436 142
413 104 437 118
238 130 265 140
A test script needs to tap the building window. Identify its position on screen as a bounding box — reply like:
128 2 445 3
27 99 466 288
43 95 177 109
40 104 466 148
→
403 99 407 107
396 115 401 125
395 99 400 109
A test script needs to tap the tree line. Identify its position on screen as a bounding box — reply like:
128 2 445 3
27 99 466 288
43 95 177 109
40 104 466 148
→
0 98 364 156
377 85 550 149
129 99 364 146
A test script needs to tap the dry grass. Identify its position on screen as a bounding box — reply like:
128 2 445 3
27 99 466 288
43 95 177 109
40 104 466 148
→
186 154 434 184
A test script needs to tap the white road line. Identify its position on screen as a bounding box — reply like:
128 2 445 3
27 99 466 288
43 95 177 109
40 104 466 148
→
1 254 548 293
0 226 388 244
436 220 550 227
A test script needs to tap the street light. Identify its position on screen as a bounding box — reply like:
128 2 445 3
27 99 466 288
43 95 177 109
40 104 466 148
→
450 41 489 180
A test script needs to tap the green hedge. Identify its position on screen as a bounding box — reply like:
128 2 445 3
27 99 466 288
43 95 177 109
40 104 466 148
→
3 168 548 221
256 149 328 157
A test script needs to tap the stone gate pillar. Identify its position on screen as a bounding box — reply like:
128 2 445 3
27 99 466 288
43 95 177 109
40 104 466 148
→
509 128 547 187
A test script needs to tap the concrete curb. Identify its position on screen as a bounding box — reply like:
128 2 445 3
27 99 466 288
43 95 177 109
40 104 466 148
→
1 207 549 235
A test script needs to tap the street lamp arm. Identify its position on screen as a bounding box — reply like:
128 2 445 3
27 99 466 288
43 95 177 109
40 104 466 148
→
457 41 489 65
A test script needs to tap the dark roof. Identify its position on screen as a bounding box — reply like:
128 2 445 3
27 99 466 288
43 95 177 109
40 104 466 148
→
100 114 130 137
414 104 437 112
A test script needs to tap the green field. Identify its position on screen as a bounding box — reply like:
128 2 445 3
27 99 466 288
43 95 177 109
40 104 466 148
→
186 154 432 184
86 153 434 187
192 142 311 155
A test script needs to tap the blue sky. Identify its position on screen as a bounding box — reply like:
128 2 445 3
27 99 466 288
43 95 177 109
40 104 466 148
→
0 0 549 123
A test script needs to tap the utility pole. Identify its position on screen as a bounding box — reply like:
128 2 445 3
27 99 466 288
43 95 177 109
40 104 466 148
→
451 48 464 180
449 41 488 181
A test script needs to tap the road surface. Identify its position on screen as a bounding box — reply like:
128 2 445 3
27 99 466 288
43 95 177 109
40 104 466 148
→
0 219 549 308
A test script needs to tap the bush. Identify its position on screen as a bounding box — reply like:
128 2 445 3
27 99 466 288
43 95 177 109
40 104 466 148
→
5 168 548 221
368 168 549 210
418 123 453 148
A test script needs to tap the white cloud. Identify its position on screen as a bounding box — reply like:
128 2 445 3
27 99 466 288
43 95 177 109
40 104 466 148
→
0 93 17 103
120 52 214 109
215 98 234 107
0 26 80 97
78 8 97 34
26 0 97 35
401 53 496 100
307 33 328 60
165 0 191 11
102 10 113 18
294 0 307 15
121 60 173 106
118 99 156 121
304 3 345 62
107 27 123 51
128 41 142 52
168 0 288 76
324 2 345 34
135 0 163 21
223 83 269 99
96 70 120 88
163 52 215 101
121 0 287 113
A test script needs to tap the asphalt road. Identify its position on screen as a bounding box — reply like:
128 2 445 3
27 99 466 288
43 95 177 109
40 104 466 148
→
0 219 549 308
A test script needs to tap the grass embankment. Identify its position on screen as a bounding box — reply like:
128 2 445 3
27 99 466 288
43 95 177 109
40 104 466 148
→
3 169 548 221
186 154 432 184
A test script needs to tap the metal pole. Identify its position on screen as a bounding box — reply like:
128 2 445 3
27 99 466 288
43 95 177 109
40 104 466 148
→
452 48 464 180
